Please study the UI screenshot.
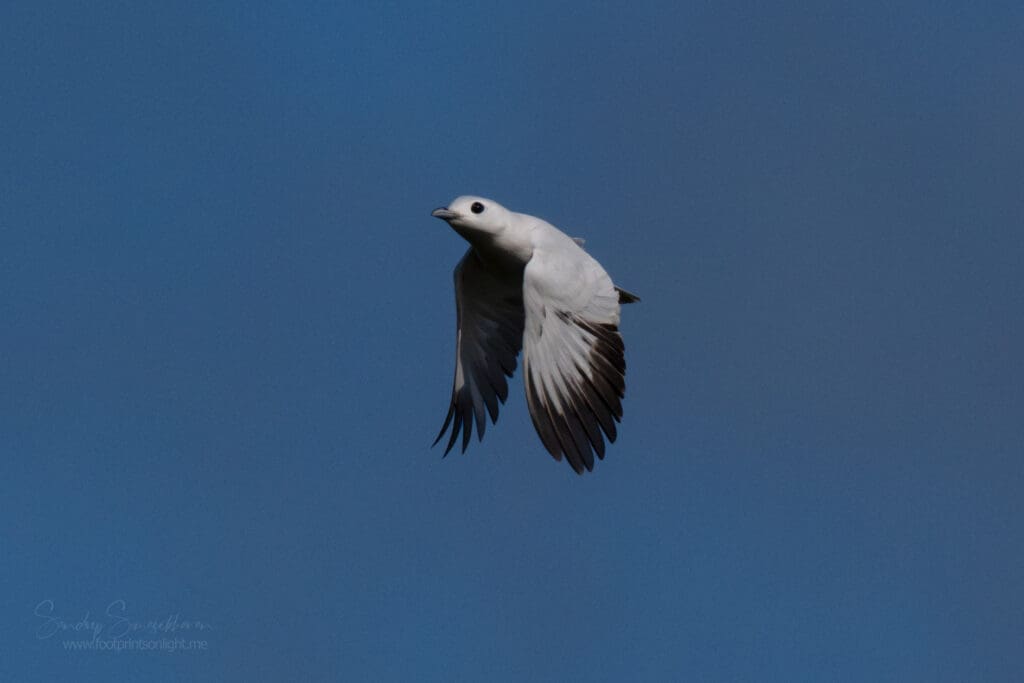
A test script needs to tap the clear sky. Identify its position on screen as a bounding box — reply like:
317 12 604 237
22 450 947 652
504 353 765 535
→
2 1 1022 681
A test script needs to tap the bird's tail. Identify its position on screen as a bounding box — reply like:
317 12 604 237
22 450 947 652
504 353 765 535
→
615 287 640 304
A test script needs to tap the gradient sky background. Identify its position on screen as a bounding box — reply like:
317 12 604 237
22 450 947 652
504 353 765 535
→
2 2 1023 681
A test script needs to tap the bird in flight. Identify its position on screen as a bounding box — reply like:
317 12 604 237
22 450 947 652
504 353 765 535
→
431 196 639 474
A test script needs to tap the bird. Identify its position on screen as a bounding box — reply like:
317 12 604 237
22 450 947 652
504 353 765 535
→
431 196 639 474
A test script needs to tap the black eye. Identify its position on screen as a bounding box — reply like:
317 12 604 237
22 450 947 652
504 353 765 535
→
471 202 485 214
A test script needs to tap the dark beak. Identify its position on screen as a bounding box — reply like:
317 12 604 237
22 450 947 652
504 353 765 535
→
431 207 458 220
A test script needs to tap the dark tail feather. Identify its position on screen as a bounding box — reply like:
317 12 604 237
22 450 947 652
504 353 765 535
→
615 287 640 304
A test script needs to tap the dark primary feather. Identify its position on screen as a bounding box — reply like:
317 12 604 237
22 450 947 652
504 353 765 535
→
433 249 525 455
524 315 627 475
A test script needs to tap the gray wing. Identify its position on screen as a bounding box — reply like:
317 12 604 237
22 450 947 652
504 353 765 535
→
433 249 525 455
521 243 629 474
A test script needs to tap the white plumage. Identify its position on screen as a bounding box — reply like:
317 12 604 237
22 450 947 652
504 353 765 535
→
431 196 638 474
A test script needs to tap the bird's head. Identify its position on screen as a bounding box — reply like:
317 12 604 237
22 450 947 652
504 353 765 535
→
431 196 511 237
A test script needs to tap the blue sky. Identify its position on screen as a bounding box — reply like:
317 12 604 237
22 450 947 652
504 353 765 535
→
2 1 1022 680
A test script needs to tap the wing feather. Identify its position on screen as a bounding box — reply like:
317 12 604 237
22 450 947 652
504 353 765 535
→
522 241 632 474
433 249 525 455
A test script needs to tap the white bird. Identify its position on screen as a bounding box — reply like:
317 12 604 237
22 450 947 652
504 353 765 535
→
431 196 639 474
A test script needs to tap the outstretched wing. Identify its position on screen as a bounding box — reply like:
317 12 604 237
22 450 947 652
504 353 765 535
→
434 248 525 455
521 242 630 474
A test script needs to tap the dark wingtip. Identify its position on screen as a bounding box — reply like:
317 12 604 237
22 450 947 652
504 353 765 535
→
433 402 456 451
460 412 473 453
442 431 458 456
442 409 462 456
